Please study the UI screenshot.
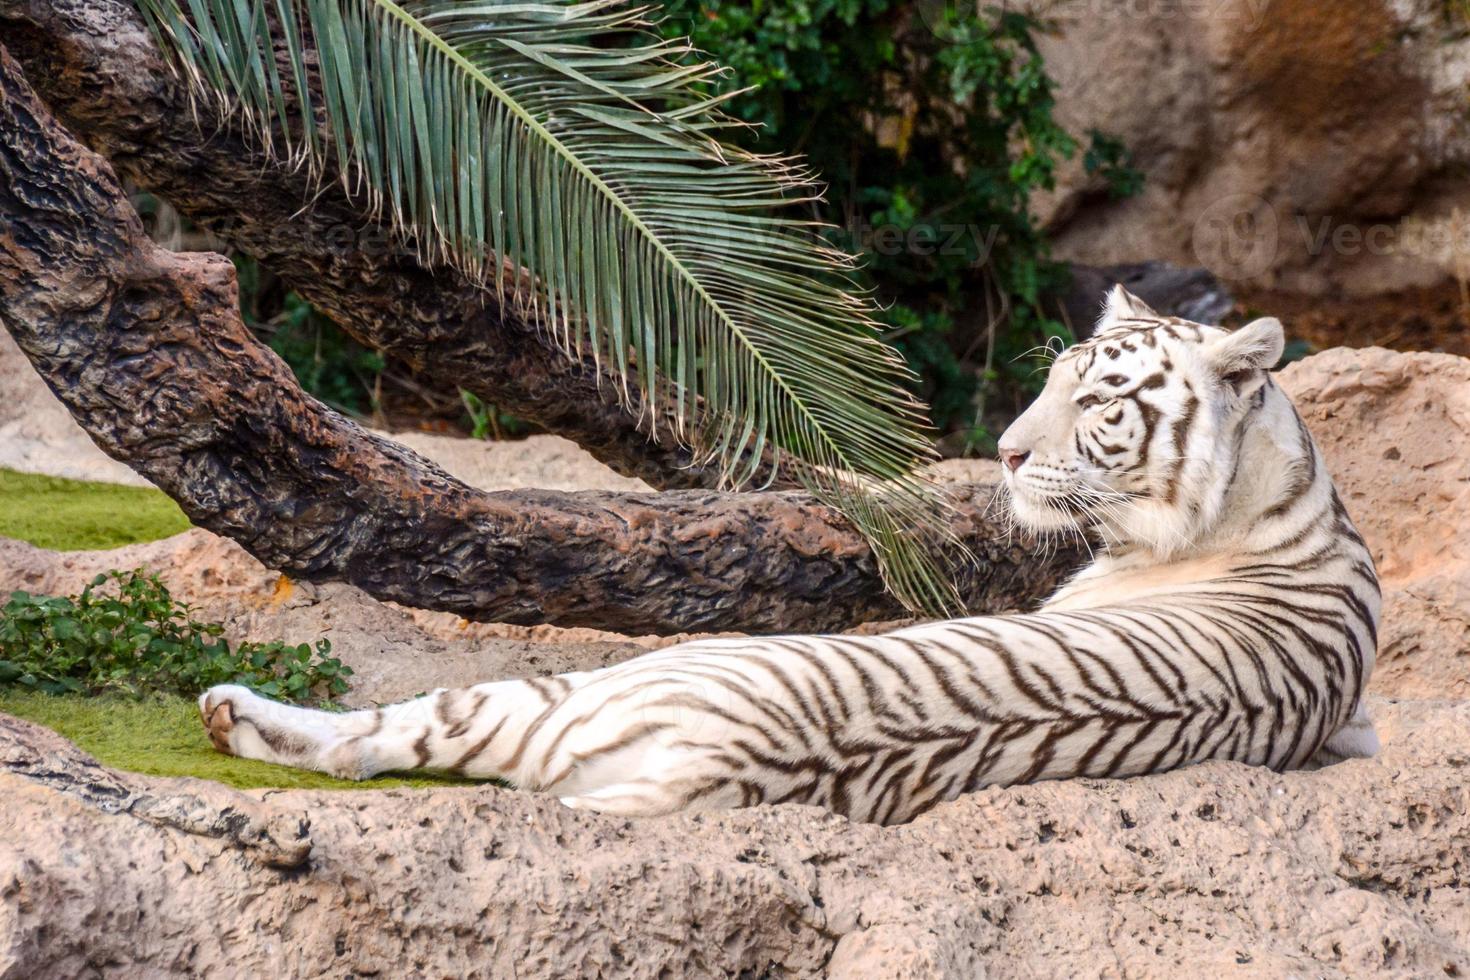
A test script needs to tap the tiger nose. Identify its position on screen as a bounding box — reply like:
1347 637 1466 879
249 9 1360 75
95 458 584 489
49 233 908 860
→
999 449 1030 472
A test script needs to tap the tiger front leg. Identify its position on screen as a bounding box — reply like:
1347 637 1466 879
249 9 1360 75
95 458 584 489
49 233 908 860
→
198 679 578 782
199 684 385 779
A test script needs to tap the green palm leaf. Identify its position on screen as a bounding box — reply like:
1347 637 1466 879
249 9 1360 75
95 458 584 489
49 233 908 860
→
134 0 966 614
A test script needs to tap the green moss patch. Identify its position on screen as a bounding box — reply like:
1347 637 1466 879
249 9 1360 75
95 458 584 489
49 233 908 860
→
0 469 193 551
0 690 478 790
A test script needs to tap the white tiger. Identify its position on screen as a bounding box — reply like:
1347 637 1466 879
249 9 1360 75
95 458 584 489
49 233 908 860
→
199 286 1380 824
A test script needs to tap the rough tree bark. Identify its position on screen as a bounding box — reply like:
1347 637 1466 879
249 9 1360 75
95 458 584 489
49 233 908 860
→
0 45 1083 634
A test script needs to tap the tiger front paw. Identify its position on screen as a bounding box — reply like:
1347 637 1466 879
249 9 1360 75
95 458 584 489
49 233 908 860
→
198 684 257 756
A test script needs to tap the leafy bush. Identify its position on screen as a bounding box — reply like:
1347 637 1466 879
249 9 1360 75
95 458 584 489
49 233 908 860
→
0 570 350 704
656 1 1140 447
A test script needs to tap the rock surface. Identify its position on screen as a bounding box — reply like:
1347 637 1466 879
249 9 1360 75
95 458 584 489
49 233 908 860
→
2 696 1466 978
1033 0 1470 297
1279 347 1470 699
1 346 1467 976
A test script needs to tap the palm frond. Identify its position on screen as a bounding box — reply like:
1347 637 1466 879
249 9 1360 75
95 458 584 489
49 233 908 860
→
134 0 966 614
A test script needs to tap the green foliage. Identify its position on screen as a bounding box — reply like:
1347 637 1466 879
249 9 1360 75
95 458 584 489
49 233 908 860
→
459 390 528 441
0 690 474 789
1084 129 1145 201
0 468 192 551
655 1 1139 445
0 570 351 703
138 0 1142 461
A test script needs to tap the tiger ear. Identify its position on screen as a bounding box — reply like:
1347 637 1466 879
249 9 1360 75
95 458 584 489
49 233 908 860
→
1204 317 1284 386
1102 284 1157 322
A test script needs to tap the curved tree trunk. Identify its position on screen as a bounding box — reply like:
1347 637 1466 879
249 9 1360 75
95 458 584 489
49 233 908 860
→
0 42 1083 634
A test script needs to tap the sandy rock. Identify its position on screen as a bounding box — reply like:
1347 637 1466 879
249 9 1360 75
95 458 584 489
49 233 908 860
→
1 697 1466 977
1279 347 1470 699
0 713 310 869
388 428 650 494
1032 0 1470 297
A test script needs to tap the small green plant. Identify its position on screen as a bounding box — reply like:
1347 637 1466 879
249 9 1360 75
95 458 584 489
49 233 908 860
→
0 570 350 704
459 389 528 441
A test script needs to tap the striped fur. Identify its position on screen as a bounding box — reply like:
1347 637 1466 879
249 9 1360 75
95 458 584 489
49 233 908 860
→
199 287 1380 824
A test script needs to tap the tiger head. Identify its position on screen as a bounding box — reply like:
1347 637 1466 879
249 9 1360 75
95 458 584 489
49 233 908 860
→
998 285 1286 554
